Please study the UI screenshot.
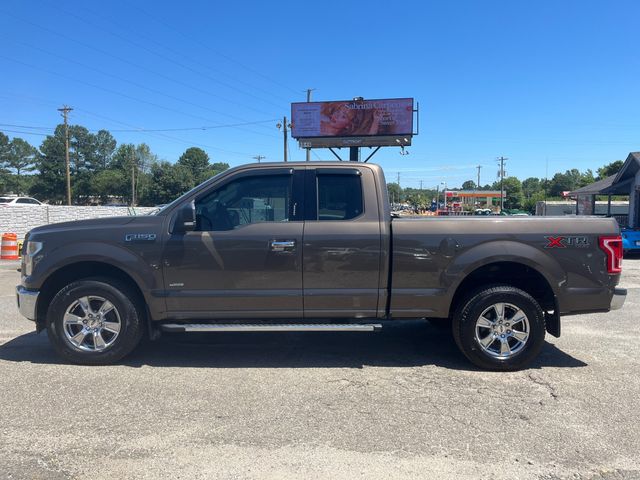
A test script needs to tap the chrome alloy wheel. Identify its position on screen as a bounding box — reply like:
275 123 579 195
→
474 302 530 359
62 296 121 352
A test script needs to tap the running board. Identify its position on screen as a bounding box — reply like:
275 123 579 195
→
160 323 382 333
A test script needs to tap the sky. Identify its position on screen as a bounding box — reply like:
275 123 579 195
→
0 0 638 189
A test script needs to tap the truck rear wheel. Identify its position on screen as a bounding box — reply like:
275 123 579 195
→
452 285 545 371
46 279 144 365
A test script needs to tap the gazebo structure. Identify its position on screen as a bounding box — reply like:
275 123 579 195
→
570 152 640 228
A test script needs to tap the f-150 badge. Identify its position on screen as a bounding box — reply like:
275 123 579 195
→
125 233 157 242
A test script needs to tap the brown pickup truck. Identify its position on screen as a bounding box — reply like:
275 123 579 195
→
16 162 626 370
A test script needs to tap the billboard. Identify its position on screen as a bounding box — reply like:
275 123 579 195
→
291 98 414 139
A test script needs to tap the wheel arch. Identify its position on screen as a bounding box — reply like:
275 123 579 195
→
449 260 561 337
36 261 148 333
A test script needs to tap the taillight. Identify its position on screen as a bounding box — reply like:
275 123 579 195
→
599 236 623 274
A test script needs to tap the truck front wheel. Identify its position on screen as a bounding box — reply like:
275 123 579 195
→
46 279 144 365
452 285 546 371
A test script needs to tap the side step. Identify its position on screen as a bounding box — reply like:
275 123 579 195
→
160 323 382 333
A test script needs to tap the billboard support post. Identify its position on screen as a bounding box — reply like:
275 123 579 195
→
305 88 314 162
349 147 358 162
363 146 381 163
328 148 343 161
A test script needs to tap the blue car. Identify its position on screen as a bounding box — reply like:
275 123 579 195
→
621 228 640 253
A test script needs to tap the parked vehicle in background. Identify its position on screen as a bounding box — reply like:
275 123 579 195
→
474 208 493 215
16 162 626 371
621 228 640 253
0 196 42 205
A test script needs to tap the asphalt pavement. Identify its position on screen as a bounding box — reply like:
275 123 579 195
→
0 258 639 480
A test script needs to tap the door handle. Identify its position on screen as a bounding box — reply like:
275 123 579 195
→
270 240 296 252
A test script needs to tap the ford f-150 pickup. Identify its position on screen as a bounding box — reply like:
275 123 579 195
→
16 162 626 370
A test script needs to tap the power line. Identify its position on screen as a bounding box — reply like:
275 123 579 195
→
0 93 263 156
0 12 283 127
73 107 259 158
0 129 50 137
128 3 301 96
63 0 294 105
4 39 280 139
0 54 282 143
25 3 288 111
0 119 278 133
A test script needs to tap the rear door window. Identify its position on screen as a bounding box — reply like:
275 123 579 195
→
317 174 363 220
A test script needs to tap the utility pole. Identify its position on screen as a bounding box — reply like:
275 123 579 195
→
442 181 448 210
476 165 482 190
497 156 508 212
277 117 289 162
131 150 136 207
58 105 73 205
419 180 423 190
252 155 266 163
305 88 314 162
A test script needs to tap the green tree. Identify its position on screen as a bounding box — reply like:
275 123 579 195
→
494 177 524 210
0 132 9 159
522 177 541 198
580 169 595 187
140 161 194 206
523 190 547 214
31 125 67 203
462 180 476 190
178 147 210 180
203 161 230 181
0 132 10 192
112 143 157 205
2 138 38 194
597 160 624 180
548 169 583 197
94 130 117 170
93 169 127 204
387 183 403 204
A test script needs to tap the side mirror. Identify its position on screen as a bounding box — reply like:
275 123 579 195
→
171 201 195 233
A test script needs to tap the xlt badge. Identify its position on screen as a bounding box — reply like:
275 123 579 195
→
545 236 590 248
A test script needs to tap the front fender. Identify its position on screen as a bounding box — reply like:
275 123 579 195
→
25 241 159 292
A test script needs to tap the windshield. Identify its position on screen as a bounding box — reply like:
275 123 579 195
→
0 198 12 203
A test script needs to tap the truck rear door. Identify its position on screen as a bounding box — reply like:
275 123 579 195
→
302 167 382 318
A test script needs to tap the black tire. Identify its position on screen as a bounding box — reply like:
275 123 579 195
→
46 279 144 365
452 285 545 371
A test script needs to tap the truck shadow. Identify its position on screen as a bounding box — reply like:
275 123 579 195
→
0 320 587 371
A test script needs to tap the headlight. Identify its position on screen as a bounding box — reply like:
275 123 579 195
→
23 241 43 276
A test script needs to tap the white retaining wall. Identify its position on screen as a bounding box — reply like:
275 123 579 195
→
0 205 157 239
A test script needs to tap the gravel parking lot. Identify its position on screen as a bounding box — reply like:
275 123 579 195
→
1 258 639 480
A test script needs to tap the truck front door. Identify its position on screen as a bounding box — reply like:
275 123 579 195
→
162 168 304 319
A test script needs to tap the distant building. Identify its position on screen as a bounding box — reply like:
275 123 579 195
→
444 190 505 210
567 151 639 228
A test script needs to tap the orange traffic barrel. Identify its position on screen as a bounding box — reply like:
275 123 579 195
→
1 233 19 260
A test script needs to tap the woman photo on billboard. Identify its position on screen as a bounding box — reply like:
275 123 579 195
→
320 102 392 137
